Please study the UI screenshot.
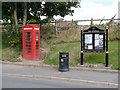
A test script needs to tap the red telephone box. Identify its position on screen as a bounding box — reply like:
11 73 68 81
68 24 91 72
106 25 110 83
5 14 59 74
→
23 24 40 60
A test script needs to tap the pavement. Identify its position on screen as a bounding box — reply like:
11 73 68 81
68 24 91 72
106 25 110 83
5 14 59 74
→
2 63 119 88
2 60 119 73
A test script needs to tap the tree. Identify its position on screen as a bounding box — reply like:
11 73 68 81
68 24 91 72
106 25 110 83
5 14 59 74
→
23 2 27 26
2 2 80 30
13 2 18 31
2 2 11 21
2 2 17 31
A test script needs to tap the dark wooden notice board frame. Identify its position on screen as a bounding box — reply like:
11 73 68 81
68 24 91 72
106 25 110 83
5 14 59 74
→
80 26 109 67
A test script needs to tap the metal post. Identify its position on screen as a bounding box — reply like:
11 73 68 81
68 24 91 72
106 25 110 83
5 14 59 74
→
81 51 83 65
105 26 109 67
81 28 83 65
40 17 42 33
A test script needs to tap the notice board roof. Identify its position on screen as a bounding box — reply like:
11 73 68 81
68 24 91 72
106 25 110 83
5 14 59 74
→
83 26 104 32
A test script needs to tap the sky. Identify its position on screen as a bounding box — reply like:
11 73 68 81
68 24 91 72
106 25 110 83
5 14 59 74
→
1 0 119 25
53 0 120 25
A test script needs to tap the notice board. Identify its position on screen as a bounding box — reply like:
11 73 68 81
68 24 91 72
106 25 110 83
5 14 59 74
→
80 26 109 67
83 26 105 52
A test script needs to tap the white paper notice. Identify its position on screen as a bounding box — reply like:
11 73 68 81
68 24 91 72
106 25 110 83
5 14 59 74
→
95 34 99 40
95 40 99 46
94 34 104 49
88 45 93 49
100 35 103 39
85 34 92 44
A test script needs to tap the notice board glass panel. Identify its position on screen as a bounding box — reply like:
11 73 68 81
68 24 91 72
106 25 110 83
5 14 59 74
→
84 34 93 50
94 34 104 50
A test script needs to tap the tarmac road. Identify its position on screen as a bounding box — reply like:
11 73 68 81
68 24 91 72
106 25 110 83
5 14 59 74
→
2 74 115 88
2 64 118 84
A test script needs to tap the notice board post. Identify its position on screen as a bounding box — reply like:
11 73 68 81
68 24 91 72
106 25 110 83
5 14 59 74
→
81 28 83 65
80 26 109 67
105 26 109 67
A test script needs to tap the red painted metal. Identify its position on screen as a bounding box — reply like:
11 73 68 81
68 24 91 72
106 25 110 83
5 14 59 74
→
23 24 40 60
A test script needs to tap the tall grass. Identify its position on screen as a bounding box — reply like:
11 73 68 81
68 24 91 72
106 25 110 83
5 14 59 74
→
44 40 119 69
44 42 80 66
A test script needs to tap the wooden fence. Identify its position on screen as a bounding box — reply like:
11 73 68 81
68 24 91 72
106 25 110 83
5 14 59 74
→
0 18 119 34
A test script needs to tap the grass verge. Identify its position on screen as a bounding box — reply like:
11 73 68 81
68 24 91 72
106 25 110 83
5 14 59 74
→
84 40 118 69
2 32 22 62
2 45 22 62
44 42 80 66
44 40 119 69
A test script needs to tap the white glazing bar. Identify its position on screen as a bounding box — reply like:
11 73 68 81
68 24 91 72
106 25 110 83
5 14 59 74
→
24 28 32 30
34 28 39 30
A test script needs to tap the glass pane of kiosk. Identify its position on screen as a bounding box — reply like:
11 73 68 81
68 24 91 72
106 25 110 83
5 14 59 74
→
25 32 31 54
36 32 39 56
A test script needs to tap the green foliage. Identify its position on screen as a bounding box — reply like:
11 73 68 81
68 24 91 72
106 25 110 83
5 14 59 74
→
109 24 119 41
42 24 53 31
2 2 13 21
3 29 22 47
2 2 80 22
2 29 22 62
40 24 55 42
42 17 51 23
43 2 80 18
51 31 55 35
